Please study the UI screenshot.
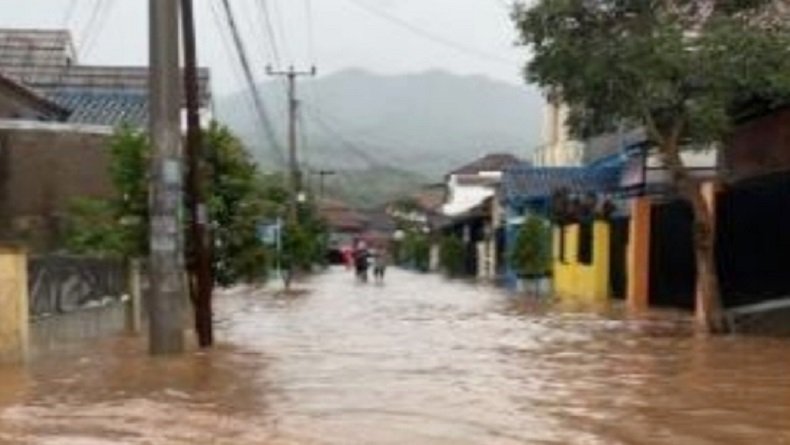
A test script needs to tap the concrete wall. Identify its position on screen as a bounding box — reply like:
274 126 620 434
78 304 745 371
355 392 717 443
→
0 126 112 250
553 221 610 301
30 302 129 359
442 174 495 216
0 246 29 363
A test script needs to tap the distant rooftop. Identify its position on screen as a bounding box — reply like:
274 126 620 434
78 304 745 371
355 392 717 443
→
450 153 522 176
0 29 76 68
0 28 211 127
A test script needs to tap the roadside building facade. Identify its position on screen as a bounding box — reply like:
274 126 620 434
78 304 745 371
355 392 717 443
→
0 29 212 250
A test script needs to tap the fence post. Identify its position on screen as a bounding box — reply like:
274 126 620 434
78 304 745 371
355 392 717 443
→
126 259 143 334
0 246 29 364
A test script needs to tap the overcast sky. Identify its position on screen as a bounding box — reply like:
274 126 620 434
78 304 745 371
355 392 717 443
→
0 0 531 95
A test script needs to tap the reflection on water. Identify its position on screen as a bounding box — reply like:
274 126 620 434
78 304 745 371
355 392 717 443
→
1 268 789 444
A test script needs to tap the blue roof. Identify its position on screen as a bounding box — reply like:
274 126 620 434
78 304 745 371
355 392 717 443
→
47 89 148 127
503 162 624 206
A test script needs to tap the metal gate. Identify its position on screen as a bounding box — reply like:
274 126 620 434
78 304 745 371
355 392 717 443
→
649 200 696 309
716 172 790 308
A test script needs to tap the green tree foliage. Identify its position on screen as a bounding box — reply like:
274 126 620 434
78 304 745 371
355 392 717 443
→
439 235 466 277
64 126 149 257
509 216 551 278
65 124 327 287
205 123 273 286
399 230 431 272
512 0 790 331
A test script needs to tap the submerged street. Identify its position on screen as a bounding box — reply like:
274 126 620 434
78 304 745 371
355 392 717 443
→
1 268 790 444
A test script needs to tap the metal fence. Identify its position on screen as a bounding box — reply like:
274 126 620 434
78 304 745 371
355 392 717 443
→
28 256 127 318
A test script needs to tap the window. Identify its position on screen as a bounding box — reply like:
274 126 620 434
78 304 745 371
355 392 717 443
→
578 221 594 265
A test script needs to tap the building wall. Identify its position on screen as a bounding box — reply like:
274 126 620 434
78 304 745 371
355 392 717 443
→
442 175 496 216
552 221 610 301
534 99 583 167
0 126 112 250
0 246 29 363
723 107 790 182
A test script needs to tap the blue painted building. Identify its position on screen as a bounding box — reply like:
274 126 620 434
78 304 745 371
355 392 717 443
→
500 162 626 288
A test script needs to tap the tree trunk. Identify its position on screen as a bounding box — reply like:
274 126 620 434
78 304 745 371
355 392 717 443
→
659 138 726 333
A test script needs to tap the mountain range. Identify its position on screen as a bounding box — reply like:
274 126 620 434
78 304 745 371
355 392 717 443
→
215 69 545 205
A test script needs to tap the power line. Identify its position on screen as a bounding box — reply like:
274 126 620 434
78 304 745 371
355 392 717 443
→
269 0 292 65
343 0 517 66
207 1 259 112
255 0 282 67
219 0 286 167
305 102 415 165
80 0 116 59
302 104 411 173
304 0 317 64
76 0 108 58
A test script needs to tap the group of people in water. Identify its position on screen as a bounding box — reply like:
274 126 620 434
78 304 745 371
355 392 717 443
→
344 240 388 283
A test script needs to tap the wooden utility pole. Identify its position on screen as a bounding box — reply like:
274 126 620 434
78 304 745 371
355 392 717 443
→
266 65 317 220
148 0 186 354
181 0 214 348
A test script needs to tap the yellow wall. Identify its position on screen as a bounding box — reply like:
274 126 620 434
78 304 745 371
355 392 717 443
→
553 222 611 301
0 246 29 363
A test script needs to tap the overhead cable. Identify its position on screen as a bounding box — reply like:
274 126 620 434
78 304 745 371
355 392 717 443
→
343 0 517 66
219 0 286 166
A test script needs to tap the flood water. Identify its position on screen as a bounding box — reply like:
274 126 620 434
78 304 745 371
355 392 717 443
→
1 267 789 444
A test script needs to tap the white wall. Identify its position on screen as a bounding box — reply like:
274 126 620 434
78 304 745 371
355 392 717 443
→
442 174 496 216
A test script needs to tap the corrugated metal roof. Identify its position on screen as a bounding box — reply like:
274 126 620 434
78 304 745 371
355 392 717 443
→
450 153 522 175
503 162 624 206
47 89 148 127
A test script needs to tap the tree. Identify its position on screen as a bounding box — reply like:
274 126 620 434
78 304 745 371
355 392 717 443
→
513 0 790 331
65 124 283 287
510 215 551 279
204 123 273 286
439 235 466 277
65 126 149 257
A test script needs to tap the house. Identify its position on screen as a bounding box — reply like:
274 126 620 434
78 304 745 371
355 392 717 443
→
386 184 447 271
0 73 69 121
442 153 520 216
440 154 521 279
714 105 790 331
319 198 369 262
0 29 212 250
502 162 625 298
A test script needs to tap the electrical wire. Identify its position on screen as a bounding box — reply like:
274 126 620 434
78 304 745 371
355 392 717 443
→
208 0 264 134
79 0 116 59
269 0 292 65
255 0 282 68
302 103 414 174
304 0 317 65
343 0 517 66
219 0 286 166
76 0 107 58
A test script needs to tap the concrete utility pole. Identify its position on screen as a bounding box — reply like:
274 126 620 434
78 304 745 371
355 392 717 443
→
311 169 336 199
266 65 317 219
148 0 186 354
181 0 214 348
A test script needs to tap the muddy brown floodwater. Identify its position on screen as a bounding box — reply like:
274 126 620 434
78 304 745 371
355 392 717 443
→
1 267 789 444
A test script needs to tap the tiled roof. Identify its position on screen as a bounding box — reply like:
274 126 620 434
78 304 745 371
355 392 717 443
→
47 89 148 127
503 162 624 205
450 153 522 175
